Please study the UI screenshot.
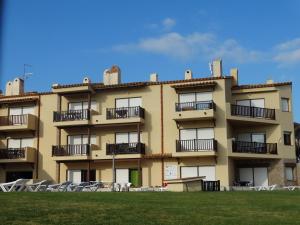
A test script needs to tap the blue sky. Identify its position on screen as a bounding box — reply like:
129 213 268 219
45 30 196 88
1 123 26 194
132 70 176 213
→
1 0 300 120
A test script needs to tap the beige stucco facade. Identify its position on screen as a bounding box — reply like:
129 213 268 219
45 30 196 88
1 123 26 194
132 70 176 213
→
0 63 297 189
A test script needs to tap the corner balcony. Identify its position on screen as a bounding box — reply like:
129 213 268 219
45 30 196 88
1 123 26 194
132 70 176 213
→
172 101 215 122
173 139 217 157
227 104 278 125
92 106 145 127
52 144 91 161
105 142 145 159
53 109 91 127
0 147 36 163
0 114 37 132
229 140 279 159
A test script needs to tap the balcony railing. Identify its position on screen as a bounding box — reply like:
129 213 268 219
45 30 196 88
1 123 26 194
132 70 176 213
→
176 139 217 152
52 144 90 156
53 109 90 122
175 100 215 112
106 142 145 155
0 115 28 126
231 104 275 120
106 106 145 120
0 148 26 159
232 140 277 154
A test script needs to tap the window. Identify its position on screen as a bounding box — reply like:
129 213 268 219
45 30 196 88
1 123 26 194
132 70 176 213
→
284 132 292 145
9 106 35 116
179 92 212 103
68 135 97 145
180 128 214 140
236 99 265 108
68 101 97 111
285 167 294 181
237 133 266 143
181 166 216 180
8 138 34 148
115 132 139 143
281 98 289 112
115 97 142 108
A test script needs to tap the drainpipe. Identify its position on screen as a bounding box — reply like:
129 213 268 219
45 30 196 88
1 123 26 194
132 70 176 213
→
35 95 41 179
160 84 165 185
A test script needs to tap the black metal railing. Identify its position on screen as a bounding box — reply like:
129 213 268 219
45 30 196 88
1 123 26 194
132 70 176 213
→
53 109 90 122
176 139 217 152
175 100 215 112
0 115 28 126
231 104 275 120
106 106 145 120
0 148 26 159
232 140 277 154
106 142 145 155
201 180 220 191
52 144 90 156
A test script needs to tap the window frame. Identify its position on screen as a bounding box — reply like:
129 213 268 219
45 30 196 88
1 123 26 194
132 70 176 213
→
281 98 289 112
283 131 292 146
115 97 142 108
8 105 35 116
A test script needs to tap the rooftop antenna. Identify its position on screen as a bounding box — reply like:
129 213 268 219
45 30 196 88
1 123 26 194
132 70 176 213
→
21 64 33 80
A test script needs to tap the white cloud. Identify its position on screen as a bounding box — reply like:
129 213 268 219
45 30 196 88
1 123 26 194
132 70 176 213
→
273 38 300 65
113 32 262 62
162 18 176 30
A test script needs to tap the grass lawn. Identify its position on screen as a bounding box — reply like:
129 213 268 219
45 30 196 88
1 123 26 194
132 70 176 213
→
0 191 300 225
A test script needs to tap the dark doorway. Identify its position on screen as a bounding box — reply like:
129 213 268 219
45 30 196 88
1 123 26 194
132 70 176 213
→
6 171 33 182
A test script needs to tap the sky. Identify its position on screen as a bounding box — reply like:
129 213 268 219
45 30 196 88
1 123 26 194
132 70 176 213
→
1 0 300 120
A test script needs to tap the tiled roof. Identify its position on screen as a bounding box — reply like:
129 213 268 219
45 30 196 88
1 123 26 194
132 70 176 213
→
232 82 292 90
52 83 100 89
0 97 39 104
171 81 216 89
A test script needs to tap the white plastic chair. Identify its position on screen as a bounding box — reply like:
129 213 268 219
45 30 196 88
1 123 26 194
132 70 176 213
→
25 180 49 192
0 179 29 192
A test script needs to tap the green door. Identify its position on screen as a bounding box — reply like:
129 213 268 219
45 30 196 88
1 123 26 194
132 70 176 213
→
129 169 139 187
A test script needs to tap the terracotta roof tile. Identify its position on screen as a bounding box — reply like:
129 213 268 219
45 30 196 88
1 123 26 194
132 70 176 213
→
232 82 292 90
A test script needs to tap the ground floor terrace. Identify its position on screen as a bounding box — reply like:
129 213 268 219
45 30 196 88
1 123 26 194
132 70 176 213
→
0 157 299 188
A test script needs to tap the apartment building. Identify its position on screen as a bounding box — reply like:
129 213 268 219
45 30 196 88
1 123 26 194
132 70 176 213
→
0 60 298 189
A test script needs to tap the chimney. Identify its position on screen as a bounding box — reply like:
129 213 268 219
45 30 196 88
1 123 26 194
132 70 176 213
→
230 68 238 86
5 81 13 96
212 59 222 77
150 73 158 82
185 70 193 80
266 79 274 84
103 65 121 85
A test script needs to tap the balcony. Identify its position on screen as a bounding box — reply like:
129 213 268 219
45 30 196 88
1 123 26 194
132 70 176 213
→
0 147 36 163
232 141 277 155
106 142 145 155
174 139 217 157
227 104 278 125
53 109 91 127
52 144 90 156
173 101 215 122
92 107 145 126
0 114 37 132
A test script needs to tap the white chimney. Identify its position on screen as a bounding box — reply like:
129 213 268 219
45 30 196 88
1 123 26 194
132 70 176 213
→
83 77 91 84
266 79 274 84
103 65 121 85
212 59 222 77
185 69 193 80
230 68 238 86
5 81 13 96
12 78 24 95
150 73 158 82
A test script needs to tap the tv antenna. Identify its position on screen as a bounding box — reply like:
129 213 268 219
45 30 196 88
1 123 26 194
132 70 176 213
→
21 64 33 80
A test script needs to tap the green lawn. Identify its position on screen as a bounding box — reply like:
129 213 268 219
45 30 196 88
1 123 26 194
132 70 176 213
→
0 191 300 225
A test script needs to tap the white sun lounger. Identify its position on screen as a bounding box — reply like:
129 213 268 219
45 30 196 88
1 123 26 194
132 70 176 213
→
283 186 300 191
46 181 72 192
25 180 49 192
0 179 29 192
